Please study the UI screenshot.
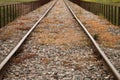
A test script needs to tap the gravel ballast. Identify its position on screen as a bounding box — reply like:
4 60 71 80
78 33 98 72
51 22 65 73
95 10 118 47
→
0 0 55 63
67 0 120 74
1 0 116 79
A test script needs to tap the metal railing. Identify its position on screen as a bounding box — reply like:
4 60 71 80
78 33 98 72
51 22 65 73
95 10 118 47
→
0 0 50 28
69 0 120 26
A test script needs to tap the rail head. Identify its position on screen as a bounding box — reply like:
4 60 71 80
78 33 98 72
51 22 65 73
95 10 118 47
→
64 0 120 79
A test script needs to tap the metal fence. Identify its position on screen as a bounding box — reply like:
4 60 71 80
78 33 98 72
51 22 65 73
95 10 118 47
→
70 0 120 26
0 0 50 28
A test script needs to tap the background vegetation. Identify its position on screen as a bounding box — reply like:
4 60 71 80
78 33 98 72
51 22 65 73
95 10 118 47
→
83 0 120 3
0 0 37 5
0 0 36 2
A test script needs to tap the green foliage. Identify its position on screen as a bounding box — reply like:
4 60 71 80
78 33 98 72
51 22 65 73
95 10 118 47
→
0 0 36 2
83 0 120 3
0 0 36 5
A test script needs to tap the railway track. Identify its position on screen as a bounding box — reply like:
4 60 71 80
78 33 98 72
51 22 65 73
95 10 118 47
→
0 0 57 70
0 0 120 79
64 0 120 79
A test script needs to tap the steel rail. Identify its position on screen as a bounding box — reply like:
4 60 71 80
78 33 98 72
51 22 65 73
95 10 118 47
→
64 0 120 79
0 0 57 71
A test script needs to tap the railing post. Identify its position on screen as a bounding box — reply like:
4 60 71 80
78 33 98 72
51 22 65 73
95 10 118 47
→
20 3 22 16
0 6 2 28
3 6 6 27
95 3 98 14
12 4 14 21
30 2 32 11
102 4 103 16
90 3 92 12
100 3 102 15
18 4 20 17
17 4 19 16
103 4 105 17
105 4 107 18
110 5 113 24
4 6 6 26
96 3 99 15
21 3 23 15
15 4 17 18
113 6 117 25
107 5 110 21
10 5 12 22
118 7 120 26
6 5 9 23
13 4 15 19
